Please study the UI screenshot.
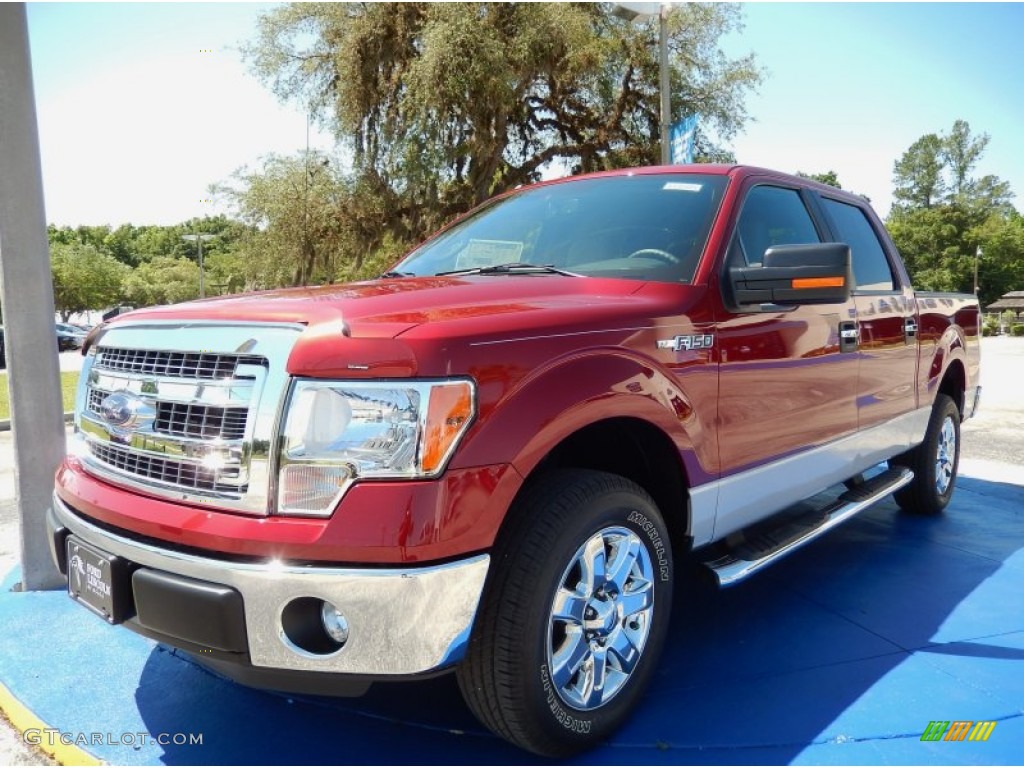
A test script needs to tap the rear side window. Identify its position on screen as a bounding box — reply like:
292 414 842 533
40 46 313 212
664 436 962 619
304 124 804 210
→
733 186 821 266
821 198 896 291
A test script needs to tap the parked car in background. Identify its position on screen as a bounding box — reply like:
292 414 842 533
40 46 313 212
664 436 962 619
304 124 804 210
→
55 323 88 351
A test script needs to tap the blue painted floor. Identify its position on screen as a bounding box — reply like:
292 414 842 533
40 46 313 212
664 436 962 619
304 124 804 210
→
2 462 1022 765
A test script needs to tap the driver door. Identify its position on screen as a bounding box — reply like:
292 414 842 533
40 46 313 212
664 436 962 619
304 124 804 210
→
713 182 859 537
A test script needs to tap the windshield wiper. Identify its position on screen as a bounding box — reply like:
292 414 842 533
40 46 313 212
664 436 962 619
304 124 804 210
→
435 262 580 277
378 270 415 279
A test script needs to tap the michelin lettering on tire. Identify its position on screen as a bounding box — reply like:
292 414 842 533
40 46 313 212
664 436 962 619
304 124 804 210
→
627 510 671 582
540 665 593 733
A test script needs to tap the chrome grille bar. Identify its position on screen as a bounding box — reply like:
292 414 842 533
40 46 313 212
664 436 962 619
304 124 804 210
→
89 386 247 442
96 347 261 380
90 442 240 493
154 401 248 441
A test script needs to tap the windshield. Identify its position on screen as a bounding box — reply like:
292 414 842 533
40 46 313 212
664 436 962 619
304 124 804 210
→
393 174 729 283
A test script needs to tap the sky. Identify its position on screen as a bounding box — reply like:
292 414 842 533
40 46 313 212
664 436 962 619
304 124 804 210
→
24 1 1024 227
718 2 1024 215
26 1 335 227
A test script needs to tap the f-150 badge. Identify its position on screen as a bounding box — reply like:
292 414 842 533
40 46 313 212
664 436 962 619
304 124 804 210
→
657 334 714 352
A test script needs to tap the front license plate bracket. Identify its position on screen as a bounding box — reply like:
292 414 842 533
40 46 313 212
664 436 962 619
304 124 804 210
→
65 537 133 624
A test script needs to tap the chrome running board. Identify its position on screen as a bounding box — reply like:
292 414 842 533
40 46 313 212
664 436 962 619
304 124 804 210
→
704 467 914 587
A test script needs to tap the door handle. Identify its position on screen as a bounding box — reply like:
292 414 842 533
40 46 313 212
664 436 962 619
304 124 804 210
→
904 319 918 342
839 321 858 353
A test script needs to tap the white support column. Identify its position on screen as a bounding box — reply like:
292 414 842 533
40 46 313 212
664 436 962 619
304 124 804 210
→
0 3 67 590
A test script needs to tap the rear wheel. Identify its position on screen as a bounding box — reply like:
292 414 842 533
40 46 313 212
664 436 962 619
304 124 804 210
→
457 469 674 757
891 393 960 515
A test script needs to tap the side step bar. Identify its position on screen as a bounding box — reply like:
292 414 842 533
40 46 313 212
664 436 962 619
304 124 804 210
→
704 466 914 587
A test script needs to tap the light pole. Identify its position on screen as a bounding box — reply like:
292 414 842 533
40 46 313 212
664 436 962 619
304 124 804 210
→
657 4 670 165
613 2 671 165
182 233 215 299
974 245 982 296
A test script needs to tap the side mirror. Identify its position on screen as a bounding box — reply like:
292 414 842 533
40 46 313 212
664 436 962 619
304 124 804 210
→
727 243 852 311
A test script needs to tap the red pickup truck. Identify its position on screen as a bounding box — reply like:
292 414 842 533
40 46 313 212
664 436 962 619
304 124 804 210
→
49 165 980 756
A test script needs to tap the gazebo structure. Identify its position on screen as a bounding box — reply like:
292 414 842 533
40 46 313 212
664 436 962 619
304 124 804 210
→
987 290 1024 321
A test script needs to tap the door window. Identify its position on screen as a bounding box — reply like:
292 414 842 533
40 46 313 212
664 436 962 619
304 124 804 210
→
821 198 897 292
733 186 821 266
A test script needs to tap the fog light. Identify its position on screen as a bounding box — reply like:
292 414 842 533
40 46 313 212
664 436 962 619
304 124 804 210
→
320 601 350 645
281 597 348 655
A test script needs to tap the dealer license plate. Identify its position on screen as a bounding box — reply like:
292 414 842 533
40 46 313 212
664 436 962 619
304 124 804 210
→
66 537 118 623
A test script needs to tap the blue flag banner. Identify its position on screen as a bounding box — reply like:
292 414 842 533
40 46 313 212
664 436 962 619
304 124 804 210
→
670 116 698 165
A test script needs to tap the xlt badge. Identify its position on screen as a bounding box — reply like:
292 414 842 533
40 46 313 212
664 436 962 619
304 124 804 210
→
657 334 714 352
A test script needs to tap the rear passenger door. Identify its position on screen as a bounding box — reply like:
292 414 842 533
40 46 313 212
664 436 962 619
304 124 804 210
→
817 197 919 433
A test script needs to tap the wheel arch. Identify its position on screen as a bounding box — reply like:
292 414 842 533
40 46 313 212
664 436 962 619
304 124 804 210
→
528 417 693 554
926 325 968 416
938 358 966 418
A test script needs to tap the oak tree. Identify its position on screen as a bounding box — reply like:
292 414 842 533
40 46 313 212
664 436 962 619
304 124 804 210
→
244 2 761 258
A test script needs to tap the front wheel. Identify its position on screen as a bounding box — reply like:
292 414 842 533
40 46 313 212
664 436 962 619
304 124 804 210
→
457 469 674 757
891 393 961 515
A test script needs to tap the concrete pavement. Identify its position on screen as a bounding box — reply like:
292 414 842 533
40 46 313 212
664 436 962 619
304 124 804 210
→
961 335 1024 465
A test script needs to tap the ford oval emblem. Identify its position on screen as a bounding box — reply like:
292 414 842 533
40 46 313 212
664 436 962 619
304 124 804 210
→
98 391 154 429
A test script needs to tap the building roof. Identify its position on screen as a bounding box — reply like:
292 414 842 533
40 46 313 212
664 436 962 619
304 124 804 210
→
987 291 1024 311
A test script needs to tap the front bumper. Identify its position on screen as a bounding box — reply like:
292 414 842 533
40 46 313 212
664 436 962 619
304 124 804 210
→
49 494 489 681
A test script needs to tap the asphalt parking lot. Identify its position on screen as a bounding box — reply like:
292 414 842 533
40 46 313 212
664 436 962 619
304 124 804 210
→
1 337 1022 764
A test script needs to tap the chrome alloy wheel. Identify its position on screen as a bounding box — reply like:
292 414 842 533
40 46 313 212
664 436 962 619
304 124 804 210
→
935 415 957 495
545 525 655 711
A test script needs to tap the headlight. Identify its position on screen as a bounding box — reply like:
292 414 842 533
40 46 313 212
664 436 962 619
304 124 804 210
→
276 378 476 516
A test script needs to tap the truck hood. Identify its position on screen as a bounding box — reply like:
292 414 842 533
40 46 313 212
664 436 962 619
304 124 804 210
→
111 275 652 338
106 276 684 378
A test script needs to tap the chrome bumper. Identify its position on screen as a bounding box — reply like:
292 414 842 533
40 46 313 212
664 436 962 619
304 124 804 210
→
51 494 489 676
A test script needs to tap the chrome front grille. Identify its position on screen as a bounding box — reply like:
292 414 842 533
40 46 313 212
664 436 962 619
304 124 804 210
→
73 322 304 515
96 347 258 380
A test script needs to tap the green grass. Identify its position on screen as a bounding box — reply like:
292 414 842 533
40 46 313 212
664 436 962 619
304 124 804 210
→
0 371 79 421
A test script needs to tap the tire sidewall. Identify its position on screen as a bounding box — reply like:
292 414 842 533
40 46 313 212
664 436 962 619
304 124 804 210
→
514 486 674 751
924 396 961 509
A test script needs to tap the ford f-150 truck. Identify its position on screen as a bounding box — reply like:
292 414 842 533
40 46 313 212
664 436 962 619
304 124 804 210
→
49 165 980 756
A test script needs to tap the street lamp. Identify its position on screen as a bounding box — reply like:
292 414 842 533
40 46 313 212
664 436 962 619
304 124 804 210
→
612 2 671 165
181 233 215 299
974 245 982 296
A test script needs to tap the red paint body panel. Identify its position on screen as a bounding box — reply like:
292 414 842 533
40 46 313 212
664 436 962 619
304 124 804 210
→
916 292 981 399
59 165 981 565
56 457 521 563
